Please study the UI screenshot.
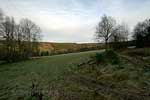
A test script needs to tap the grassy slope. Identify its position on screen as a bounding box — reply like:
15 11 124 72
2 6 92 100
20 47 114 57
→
58 48 150 100
0 50 101 100
39 42 100 52
0 48 150 100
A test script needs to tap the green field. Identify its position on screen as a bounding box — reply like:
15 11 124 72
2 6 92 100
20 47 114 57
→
0 49 150 100
0 50 101 100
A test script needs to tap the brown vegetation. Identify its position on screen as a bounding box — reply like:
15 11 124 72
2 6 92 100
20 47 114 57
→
39 42 103 55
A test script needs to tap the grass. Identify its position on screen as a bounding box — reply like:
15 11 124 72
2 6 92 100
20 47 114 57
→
57 49 150 100
122 48 150 57
0 50 101 100
1 48 150 100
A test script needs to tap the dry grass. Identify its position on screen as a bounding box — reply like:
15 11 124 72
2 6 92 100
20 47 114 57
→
39 42 101 53
56 48 150 100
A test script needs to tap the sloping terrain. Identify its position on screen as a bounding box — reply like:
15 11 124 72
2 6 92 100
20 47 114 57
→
54 48 150 100
0 50 100 100
39 42 101 53
0 48 150 100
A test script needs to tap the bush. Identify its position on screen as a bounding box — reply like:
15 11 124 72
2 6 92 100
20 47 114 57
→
95 53 106 64
40 51 49 56
105 50 120 64
95 50 120 65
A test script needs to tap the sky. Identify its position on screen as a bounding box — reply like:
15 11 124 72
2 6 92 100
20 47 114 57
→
0 0 150 43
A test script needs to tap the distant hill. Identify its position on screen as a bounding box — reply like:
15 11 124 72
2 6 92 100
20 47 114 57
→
0 40 103 55
39 42 103 54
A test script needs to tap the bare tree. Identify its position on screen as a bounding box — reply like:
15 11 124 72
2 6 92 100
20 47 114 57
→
32 29 41 56
95 15 116 50
0 8 4 38
133 19 150 47
110 23 129 42
19 18 41 57
1 16 17 62
0 8 42 62
0 9 4 60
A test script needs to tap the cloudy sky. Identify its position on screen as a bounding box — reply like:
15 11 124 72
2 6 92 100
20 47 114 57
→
0 0 150 43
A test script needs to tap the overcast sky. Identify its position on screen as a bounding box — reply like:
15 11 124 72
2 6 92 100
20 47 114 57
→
0 0 150 43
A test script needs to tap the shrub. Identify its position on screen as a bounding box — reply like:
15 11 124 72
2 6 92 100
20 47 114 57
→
95 53 106 64
40 51 49 56
105 50 120 64
95 49 120 65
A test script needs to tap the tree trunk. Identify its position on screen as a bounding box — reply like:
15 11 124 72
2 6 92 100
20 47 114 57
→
105 39 108 51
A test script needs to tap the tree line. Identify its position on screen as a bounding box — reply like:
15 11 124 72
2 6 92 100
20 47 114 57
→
95 15 150 50
0 9 41 62
133 19 150 48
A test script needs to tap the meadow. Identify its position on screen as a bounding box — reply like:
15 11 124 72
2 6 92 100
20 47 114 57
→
55 48 150 100
0 50 101 100
0 48 150 100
